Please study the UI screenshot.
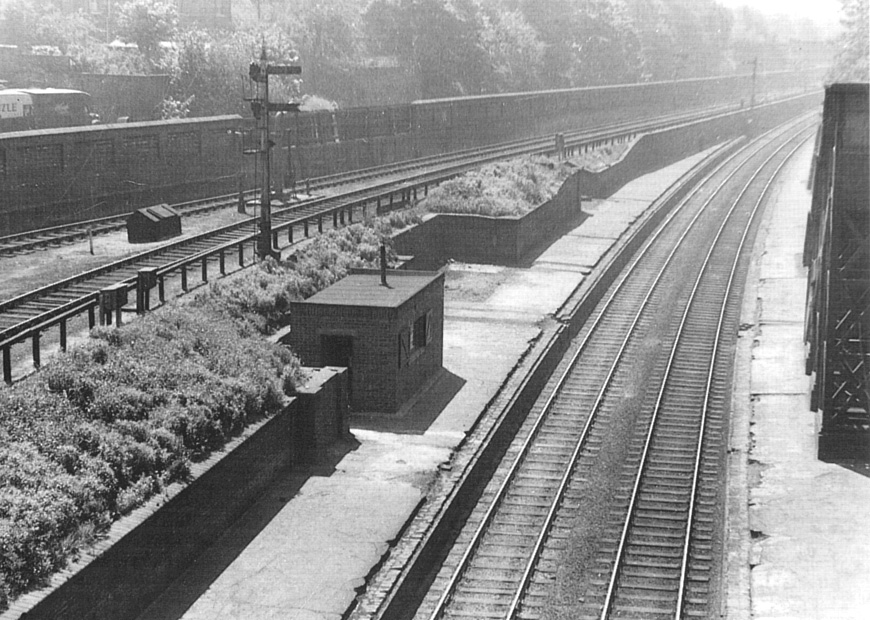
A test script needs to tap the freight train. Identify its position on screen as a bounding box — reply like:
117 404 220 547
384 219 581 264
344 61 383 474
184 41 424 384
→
0 70 824 235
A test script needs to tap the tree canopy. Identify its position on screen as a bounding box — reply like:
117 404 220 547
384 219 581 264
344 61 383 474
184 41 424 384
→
0 0 839 117
829 0 869 82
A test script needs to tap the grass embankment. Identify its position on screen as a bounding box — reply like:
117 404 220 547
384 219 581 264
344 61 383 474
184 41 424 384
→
0 222 393 609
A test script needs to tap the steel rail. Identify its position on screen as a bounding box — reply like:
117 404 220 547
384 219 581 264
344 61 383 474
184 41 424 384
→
0 105 776 369
507 125 813 620
426 115 813 619
0 103 817 385
597 127 814 620
672 134 812 619
0 100 767 255
0 108 672 312
498 119 815 620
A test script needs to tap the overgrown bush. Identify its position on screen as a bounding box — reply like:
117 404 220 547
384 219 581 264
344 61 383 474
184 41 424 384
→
0 304 302 607
0 217 399 610
423 156 574 217
201 221 396 334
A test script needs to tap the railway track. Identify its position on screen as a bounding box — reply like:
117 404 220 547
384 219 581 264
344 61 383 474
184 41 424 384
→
410 118 813 620
0 103 737 257
0 103 759 382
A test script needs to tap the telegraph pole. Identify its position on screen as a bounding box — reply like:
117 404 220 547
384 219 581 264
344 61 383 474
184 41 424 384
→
750 57 758 108
248 50 301 260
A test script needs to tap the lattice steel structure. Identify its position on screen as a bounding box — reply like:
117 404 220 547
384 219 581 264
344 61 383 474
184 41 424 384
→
804 83 870 458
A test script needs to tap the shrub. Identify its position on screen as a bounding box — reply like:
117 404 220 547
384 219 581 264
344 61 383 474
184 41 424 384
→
0 299 304 605
200 222 396 335
422 156 574 217
0 204 399 609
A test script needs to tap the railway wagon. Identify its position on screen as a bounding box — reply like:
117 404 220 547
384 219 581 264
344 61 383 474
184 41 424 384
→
0 115 242 234
285 71 806 179
1 69 824 234
803 82 869 458
403 70 821 158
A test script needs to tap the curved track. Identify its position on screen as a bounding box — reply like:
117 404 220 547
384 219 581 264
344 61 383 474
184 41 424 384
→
0 105 726 256
0 104 759 383
413 118 813 620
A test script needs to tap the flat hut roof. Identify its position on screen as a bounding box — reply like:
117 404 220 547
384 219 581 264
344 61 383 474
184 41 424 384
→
299 269 442 309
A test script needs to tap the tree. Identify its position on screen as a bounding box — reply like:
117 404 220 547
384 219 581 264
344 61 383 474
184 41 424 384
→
291 0 365 94
624 0 676 81
830 0 869 81
364 0 489 98
170 25 300 117
477 4 545 92
655 0 731 78
572 0 643 85
516 0 582 87
115 0 178 65
725 6 790 74
0 0 96 53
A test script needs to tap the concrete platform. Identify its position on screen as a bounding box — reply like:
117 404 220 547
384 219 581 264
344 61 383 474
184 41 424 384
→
133 139 860 620
727 141 870 619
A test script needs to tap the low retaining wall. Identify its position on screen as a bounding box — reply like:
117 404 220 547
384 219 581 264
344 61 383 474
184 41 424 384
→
392 168 585 268
392 93 819 269
577 93 820 199
2 367 349 620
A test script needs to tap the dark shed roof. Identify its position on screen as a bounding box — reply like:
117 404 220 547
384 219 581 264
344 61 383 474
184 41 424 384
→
134 204 180 222
299 269 442 309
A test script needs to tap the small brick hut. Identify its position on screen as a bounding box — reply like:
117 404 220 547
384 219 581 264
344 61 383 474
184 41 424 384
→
285 268 444 414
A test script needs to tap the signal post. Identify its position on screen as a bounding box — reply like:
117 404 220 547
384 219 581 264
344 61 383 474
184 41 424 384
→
248 50 301 260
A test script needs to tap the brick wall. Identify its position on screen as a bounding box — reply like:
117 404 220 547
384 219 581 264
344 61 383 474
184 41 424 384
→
285 273 445 414
396 276 445 407
392 173 584 267
286 305 401 412
577 94 821 199
393 94 820 270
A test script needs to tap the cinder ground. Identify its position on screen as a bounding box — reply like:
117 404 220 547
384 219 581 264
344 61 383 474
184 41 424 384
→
0 208 258 303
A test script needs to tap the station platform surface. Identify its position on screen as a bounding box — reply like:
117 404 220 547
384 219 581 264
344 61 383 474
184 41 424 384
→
134 139 865 620
727 143 870 619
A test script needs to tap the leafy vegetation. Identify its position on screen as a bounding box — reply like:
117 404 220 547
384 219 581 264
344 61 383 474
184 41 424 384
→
0 220 393 611
422 156 574 217
828 0 869 82
201 221 395 334
0 306 298 609
405 144 630 223
0 0 836 114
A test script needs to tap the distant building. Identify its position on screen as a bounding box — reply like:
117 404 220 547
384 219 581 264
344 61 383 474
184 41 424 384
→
177 0 232 30
50 0 233 32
